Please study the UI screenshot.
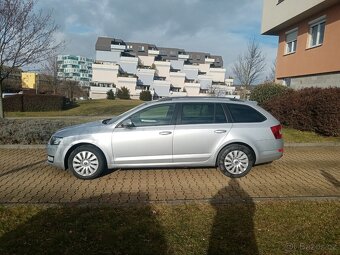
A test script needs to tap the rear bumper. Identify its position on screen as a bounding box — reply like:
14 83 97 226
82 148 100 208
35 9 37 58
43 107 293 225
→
255 149 283 165
255 139 284 164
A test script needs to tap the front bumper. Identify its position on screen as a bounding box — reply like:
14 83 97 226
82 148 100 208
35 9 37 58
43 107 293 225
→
47 143 66 169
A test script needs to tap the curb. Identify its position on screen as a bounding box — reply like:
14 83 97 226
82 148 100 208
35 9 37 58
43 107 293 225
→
0 144 46 149
284 142 340 147
0 143 339 149
0 196 339 207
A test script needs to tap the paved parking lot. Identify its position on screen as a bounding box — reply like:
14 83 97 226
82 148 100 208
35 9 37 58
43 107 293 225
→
0 146 339 204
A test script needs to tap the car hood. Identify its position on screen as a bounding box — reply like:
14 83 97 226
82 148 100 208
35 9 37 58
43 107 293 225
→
54 120 112 137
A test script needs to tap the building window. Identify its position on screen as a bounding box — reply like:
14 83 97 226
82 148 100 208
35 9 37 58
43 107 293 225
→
308 16 326 48
138 46 145 52
285 28 298 54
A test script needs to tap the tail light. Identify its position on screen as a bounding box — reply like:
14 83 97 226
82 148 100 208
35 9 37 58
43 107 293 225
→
271 125 282 139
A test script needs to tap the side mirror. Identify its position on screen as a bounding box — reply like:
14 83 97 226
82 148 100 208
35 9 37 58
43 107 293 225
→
121 119 135 128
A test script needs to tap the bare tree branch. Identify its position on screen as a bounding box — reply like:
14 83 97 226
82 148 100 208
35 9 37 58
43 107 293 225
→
41 55 60 94
0 0 63 118
232 38 266 89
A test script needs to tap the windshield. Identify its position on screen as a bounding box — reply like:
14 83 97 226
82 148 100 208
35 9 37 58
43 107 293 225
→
107 102 148 124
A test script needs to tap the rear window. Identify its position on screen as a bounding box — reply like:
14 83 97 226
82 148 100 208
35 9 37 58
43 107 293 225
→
226 104 266 123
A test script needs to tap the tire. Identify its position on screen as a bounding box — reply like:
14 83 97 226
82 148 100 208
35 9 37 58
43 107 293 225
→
217 144 255 178
68 145 106 180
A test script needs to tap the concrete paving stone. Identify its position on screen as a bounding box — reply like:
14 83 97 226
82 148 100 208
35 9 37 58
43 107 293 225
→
0 147 339 204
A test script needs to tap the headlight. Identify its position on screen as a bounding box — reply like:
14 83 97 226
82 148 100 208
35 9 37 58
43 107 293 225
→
50 136 63 145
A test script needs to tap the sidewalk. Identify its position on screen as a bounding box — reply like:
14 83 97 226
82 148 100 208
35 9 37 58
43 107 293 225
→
0 146 339 204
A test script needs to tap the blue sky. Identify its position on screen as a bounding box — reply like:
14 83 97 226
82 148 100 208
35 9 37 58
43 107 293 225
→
40 0 279 79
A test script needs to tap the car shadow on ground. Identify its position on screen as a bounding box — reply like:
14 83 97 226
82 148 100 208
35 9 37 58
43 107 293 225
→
0 192 171 255
0 160 45 178
102 166 218 176
320 170 340 188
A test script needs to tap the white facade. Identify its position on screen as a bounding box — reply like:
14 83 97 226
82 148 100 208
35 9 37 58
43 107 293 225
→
154 61 171 79
92 63 119 85
89 86 116 100
139 55 155 67
90 37 235 99
208 68 227 83
117 76 138 98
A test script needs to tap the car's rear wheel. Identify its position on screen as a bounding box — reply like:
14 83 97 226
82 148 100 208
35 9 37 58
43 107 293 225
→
68 145 106 180
218 144 255 178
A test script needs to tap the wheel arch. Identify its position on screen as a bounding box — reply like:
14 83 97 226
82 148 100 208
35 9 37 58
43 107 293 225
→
64 143 107 170
215 142 257 167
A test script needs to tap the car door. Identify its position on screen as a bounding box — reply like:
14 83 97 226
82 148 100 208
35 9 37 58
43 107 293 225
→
111 103 176 166
173 103 232 163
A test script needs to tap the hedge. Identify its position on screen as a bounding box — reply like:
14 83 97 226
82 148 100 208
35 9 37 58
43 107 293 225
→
249 83 291 106
0 119 80 144
263 87 340 136
3 94 65 112
3 94 23 112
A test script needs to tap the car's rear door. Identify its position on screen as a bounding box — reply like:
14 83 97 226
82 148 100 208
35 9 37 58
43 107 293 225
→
172 102 232 163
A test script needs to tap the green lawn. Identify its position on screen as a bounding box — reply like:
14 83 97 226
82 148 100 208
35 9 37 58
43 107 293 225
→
5 99 143 117
283 127 340 143
0 201 338 255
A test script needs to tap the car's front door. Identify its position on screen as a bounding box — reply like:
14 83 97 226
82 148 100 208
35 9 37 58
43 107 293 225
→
111 103 176 166
173 103 232 163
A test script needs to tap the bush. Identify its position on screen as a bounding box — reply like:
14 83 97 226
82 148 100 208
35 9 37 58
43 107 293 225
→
3 94 65 112
106 89 115 100
263 87 340 136
2 95 23 112
0 119 79 144
139 90 152 101
250 83 290 106
116 87 130 100
23 94 64 111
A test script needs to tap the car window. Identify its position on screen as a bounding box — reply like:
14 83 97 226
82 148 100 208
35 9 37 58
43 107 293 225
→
215 103 228 123
180 103 220 124
130 104 175 127
227 104 266 123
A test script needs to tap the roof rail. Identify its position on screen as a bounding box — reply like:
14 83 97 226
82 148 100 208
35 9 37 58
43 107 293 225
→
157 96 243 102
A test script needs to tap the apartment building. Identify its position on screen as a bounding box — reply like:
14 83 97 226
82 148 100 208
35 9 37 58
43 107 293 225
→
262 0 340 89
90 36 234 99
57 55 94 85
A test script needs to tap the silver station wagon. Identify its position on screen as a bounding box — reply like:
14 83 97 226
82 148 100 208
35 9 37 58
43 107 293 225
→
47 97 283 179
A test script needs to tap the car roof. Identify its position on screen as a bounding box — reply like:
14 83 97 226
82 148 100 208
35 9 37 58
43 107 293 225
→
157 96 244 103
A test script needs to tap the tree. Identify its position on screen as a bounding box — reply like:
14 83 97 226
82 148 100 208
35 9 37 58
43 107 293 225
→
106 89 115 100
139 90 152 101
116 86 130 100
42 55 60 94
232 38 266 97
59 80 85 100
0 0 62 118
264 59 276 83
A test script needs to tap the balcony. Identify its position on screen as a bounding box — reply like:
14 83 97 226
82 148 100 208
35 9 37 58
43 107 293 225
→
110 44 126 51
205 57 215 63
178 54 189 59
148 49 160 55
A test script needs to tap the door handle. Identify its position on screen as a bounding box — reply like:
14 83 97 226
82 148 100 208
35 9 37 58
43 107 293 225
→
159 131 172 135
214 130 227 134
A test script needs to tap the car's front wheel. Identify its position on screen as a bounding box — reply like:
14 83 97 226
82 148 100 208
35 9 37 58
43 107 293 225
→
68 145 106 180
218 144 255 178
